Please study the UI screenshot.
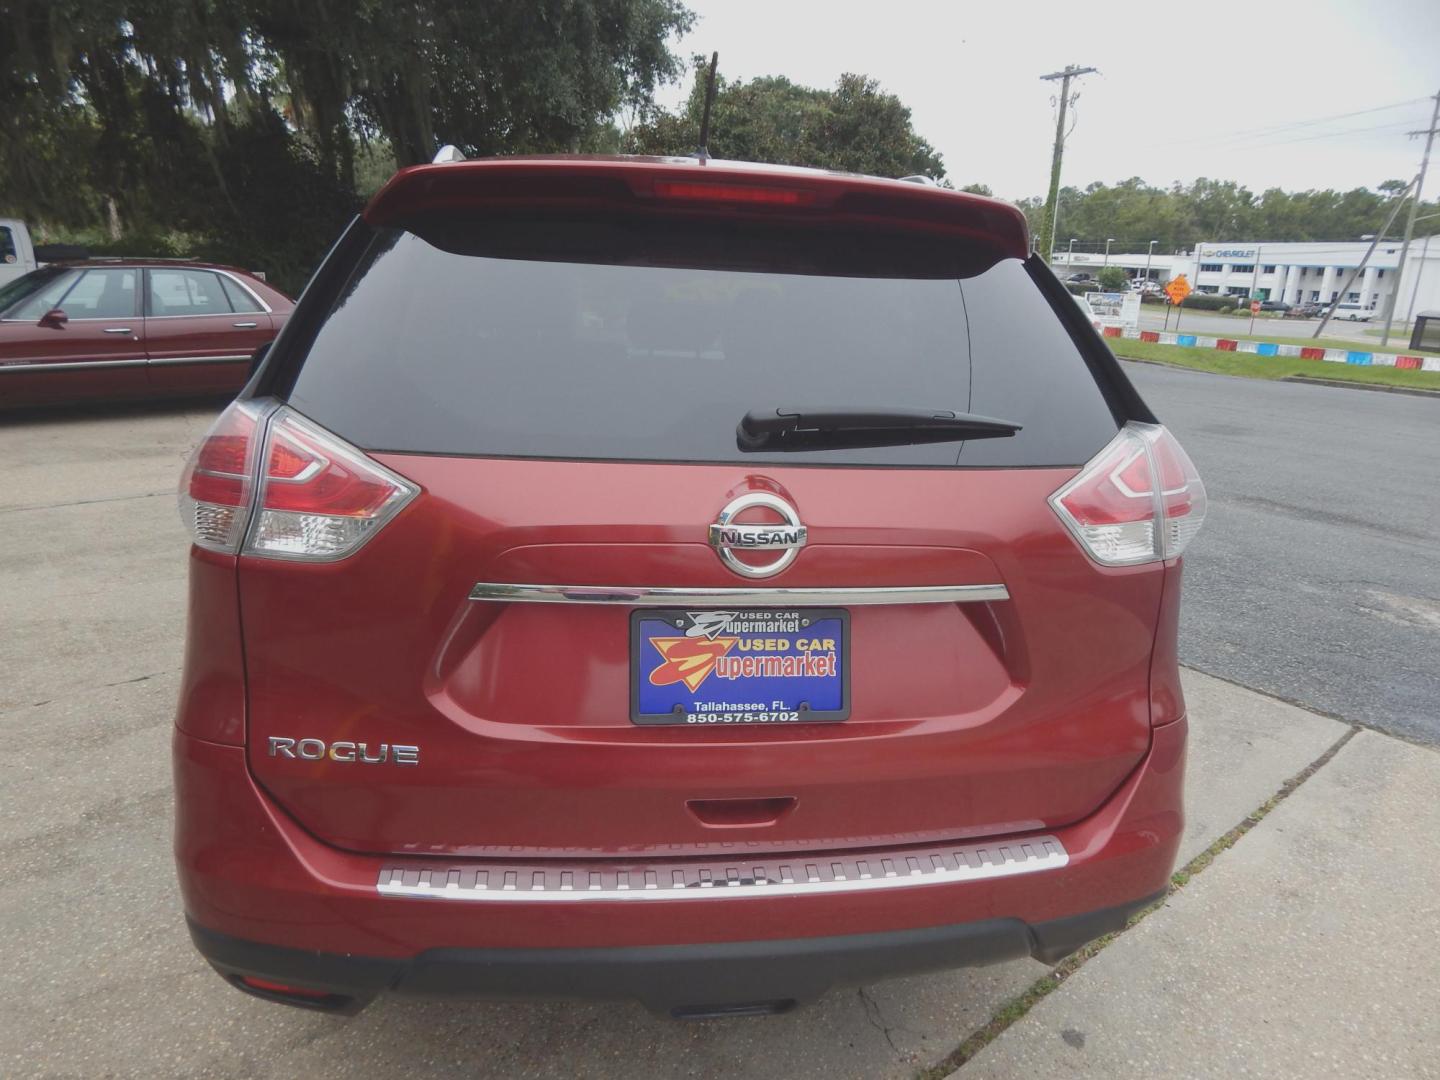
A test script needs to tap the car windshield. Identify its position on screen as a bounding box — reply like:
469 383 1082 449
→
0 266 69 317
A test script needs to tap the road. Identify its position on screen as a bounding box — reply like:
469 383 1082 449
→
1125 361 1440 744
1136 307 1401 345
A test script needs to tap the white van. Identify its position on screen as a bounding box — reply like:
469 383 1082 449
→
0 219 38 287
1332 303 1374 322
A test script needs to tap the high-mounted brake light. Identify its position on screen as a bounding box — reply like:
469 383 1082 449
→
1049 423 1206 566
652 179 816 206
178 402 417 560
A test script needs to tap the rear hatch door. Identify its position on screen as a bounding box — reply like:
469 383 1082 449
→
239 163 1163 857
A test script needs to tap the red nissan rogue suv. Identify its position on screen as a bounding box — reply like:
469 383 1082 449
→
173 155 1204 1018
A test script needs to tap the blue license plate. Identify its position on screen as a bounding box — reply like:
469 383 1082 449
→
630 608 850 726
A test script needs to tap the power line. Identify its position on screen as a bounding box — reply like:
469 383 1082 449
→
1161 117 1418 154
1156 96 1430 147
1251 119 1422 150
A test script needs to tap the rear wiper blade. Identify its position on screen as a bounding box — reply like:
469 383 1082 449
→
736 406 1022 452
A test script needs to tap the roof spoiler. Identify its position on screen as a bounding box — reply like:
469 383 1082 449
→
364 159 1029 259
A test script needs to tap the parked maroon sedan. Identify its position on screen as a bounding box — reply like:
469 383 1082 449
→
0 259 292 408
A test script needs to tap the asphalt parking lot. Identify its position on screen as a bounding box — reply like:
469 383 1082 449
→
1125 362 1440 744
3 366 1437 1077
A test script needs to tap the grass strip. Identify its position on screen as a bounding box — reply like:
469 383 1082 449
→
1112 339 1440 390
918 724 1362 1079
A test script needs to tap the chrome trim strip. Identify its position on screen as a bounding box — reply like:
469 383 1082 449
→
0 354 250 374
1 316 139 324
0 358 149 373
469 582 1010 606
377 836 1066 903
147 354 250 366
142 311 261 321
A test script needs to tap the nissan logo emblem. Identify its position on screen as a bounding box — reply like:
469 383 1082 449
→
707 492 807 579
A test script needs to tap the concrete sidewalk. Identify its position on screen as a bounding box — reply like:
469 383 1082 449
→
964 729 1440 1079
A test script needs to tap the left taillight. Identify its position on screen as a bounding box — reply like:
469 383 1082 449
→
245 407 417 560
179 402 417 560
179 400 270 553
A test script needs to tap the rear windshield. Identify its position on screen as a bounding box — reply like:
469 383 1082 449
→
286 215 1119 467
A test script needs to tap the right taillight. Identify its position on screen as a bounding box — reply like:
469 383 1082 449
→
1049 422 1207 566
179 401 417 561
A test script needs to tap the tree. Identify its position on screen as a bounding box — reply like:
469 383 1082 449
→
1097 267 1128 291
1019 176 1439 255
626 68 945 179
0 0 694 291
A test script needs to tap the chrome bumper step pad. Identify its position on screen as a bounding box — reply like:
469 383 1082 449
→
377 835 1067 902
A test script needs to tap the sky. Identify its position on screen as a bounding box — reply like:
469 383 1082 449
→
653 0 1440 201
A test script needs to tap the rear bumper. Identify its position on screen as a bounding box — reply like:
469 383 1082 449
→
191 891 1162 1016
174 716 1185 1013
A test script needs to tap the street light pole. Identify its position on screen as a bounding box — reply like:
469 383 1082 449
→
1104 238 1115 268
1068 237 1076 274
1144 240 1156 284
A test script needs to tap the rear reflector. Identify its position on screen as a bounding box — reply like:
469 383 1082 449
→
652 179 816 206
1049 423 1206 566
178 401 417 560
237 976 332 1000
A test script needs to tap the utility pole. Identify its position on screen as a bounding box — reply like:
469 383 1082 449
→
1382 89 1440 347
1037 65 1098 264
1314 177 1415 340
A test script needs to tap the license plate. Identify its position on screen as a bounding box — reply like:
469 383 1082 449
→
630 608 849 726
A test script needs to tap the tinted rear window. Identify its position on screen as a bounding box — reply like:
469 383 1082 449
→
286 216 1119 467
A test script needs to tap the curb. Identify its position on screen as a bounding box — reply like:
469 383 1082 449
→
1278 375 1440 398
1116 354 1440 398
1115 355 1231 377
1105 325 1439 373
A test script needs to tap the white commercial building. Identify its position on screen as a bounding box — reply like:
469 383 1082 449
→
1052 237 1440 323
